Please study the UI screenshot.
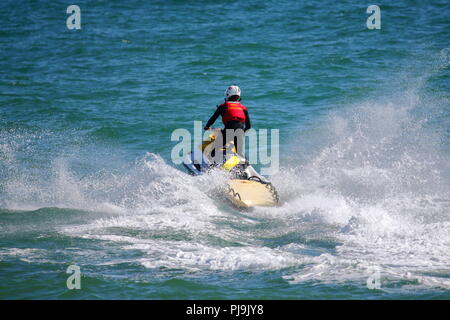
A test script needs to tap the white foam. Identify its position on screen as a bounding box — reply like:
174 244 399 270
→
136 241 303 271
0 248 48 263
273 90 450 290
1 82 449 292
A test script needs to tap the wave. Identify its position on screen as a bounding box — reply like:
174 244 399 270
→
1 53 449 292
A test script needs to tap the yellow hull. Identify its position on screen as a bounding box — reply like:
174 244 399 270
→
226 179 279 208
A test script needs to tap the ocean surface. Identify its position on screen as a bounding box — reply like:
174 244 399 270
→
1 0 449 299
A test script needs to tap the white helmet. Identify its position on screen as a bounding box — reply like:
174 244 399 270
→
224 85 241 99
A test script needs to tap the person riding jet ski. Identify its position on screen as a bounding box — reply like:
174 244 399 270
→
203 85 251 156
184 87 279 207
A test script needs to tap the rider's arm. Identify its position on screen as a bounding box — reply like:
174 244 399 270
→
204 105 224 130
244 109 251 131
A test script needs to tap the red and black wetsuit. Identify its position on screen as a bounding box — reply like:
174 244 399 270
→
205 100 251 155
205 100 251 131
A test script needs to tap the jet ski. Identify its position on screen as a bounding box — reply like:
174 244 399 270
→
183 129 279 208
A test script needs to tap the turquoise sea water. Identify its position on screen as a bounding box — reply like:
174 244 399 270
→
0 0 449 299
